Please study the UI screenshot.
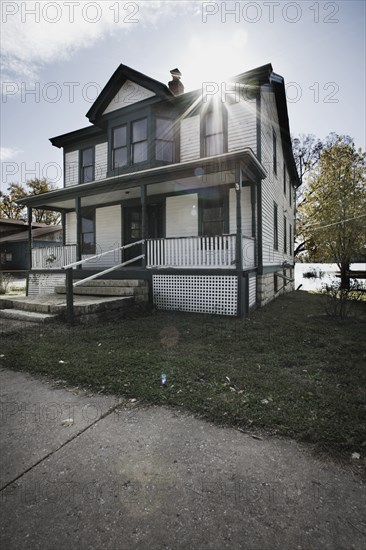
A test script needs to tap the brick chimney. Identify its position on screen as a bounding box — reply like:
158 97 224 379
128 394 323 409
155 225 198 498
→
168 68 184 96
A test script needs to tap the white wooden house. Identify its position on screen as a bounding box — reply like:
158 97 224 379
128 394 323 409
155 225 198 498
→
19 63 299 316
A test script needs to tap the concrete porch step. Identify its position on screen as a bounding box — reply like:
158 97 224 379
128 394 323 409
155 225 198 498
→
54 285 148 298
0 309 57 323
72 279 148 288
0 295 135 315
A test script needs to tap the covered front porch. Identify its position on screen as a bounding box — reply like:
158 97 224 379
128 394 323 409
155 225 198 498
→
20 151 265 317
25 150 264 273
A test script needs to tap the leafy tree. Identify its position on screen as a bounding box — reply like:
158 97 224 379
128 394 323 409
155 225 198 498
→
0 179 60 224
291 133 354 257
299 138 366 289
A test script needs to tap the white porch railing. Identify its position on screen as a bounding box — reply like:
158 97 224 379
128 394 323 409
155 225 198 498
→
147 235 236 268
242 236 256 269
32 244 77 269
32 237 256 271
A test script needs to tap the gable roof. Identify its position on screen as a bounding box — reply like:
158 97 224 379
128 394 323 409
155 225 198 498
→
86 63 174 124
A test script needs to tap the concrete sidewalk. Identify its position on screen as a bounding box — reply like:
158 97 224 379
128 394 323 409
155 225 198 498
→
0 368 365 550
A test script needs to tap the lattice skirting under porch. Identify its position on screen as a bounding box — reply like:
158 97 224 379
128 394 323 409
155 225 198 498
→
152 275 238 316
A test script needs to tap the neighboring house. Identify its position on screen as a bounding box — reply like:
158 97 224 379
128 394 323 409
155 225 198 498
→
0 219 62 271
17 62 299 316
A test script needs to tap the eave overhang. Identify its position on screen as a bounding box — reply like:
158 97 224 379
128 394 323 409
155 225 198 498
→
16 149 266 210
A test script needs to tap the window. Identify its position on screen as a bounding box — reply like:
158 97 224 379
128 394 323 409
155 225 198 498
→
81 148 94 183
112 125 127 169
156 118 174 162
283 163 286 194
289 224 292 255
132 118 148 163
289 180 292 206
201 196 225 236
204 111 224 156
273 128 277 175
274 274 278 293
284 216 287 254
81 209 95 255
273 202 278 250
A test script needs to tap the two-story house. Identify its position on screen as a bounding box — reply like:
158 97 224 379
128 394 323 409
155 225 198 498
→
18 62 299 316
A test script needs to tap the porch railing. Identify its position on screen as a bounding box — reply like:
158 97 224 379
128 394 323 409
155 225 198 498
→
146 235 237 269
242 236 256 269
146 234 256 269
32 244 77 269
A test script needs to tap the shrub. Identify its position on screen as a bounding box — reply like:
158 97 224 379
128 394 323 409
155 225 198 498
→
322 279 365 319
0 273 13 295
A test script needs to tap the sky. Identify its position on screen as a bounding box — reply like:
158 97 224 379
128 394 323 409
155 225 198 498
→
1 0 365 191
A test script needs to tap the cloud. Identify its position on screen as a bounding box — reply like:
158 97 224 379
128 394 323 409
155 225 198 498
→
0 147 22 162
1 1 198 80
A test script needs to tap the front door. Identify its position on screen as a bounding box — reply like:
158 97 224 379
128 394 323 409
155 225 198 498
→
123 203 164 263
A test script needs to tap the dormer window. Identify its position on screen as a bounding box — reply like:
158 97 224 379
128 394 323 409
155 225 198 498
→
156 118 174 162
112 125 127 168
81 147 94 183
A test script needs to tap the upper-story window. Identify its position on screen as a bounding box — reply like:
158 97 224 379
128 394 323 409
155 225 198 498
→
112 125 127 169
204 109 226 157
283 163 286 194
273 128 277 175
132 118 148 163
81 147 94 183
156 118 174 162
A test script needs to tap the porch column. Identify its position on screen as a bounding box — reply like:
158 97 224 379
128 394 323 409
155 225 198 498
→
75 197 82 264
27 207 32 270
235 168 243 270
251 183 257 266
61 212 66 245
236 167 245 318
141 184 147 268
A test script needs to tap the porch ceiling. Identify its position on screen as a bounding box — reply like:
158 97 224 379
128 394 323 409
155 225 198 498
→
17 149 266 211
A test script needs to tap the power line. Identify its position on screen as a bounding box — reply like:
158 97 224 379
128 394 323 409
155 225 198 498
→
303 213 366 231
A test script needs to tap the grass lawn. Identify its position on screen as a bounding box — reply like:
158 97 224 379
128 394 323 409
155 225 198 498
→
1 290 365 469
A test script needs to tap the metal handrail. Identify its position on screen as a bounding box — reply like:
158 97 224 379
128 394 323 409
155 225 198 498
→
62 240 145 270
73 255 145 287
62 240 145 324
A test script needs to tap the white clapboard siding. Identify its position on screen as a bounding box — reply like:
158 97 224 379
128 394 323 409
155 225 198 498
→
260 87 292 266
65 212 77 244
93 206 122 268
180 117 200 161
94 142 108 180
166 194 198 237
103 81 155 114
65 151 78 187
227 100 257 153
249 275 257 308
229 186 252 236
